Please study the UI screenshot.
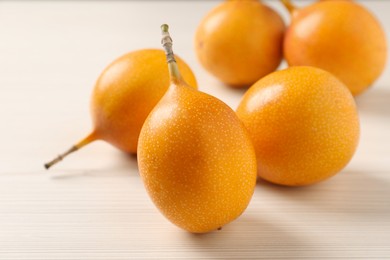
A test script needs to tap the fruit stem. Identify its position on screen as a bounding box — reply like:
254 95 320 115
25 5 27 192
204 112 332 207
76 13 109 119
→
44 132 97 170
160 24 184 84
280 0 297 14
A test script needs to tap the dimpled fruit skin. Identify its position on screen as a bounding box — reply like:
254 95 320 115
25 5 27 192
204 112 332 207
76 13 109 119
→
138 85 257 233
236 66 360 186
195 0 285 87
90 49 197 153
284 1 387 95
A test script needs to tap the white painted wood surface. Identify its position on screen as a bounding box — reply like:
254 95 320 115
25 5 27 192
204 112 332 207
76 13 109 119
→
0 1 389 259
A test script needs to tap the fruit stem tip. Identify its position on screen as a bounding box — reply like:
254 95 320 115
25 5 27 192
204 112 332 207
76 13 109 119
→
160 23 184 83
44 145 78 170
43 132 96 170
160 23 175 63
161 24 169 33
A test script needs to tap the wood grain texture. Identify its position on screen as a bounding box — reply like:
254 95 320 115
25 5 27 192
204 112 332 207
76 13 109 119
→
0 1 389 259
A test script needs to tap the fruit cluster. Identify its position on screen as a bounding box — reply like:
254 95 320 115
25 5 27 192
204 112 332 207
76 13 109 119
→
45 0 386 233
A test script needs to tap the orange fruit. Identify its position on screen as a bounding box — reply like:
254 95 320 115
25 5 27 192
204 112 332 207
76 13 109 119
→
237 66 360 186
90 49 197 153
45 49 197 169
195 0 285 87
283 0 387 95
138 25 257 233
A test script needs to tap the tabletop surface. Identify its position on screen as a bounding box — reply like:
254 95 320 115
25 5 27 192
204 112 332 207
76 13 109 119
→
0 1 389 259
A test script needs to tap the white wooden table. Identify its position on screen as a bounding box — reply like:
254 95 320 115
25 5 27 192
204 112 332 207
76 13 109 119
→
0 1 389 259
